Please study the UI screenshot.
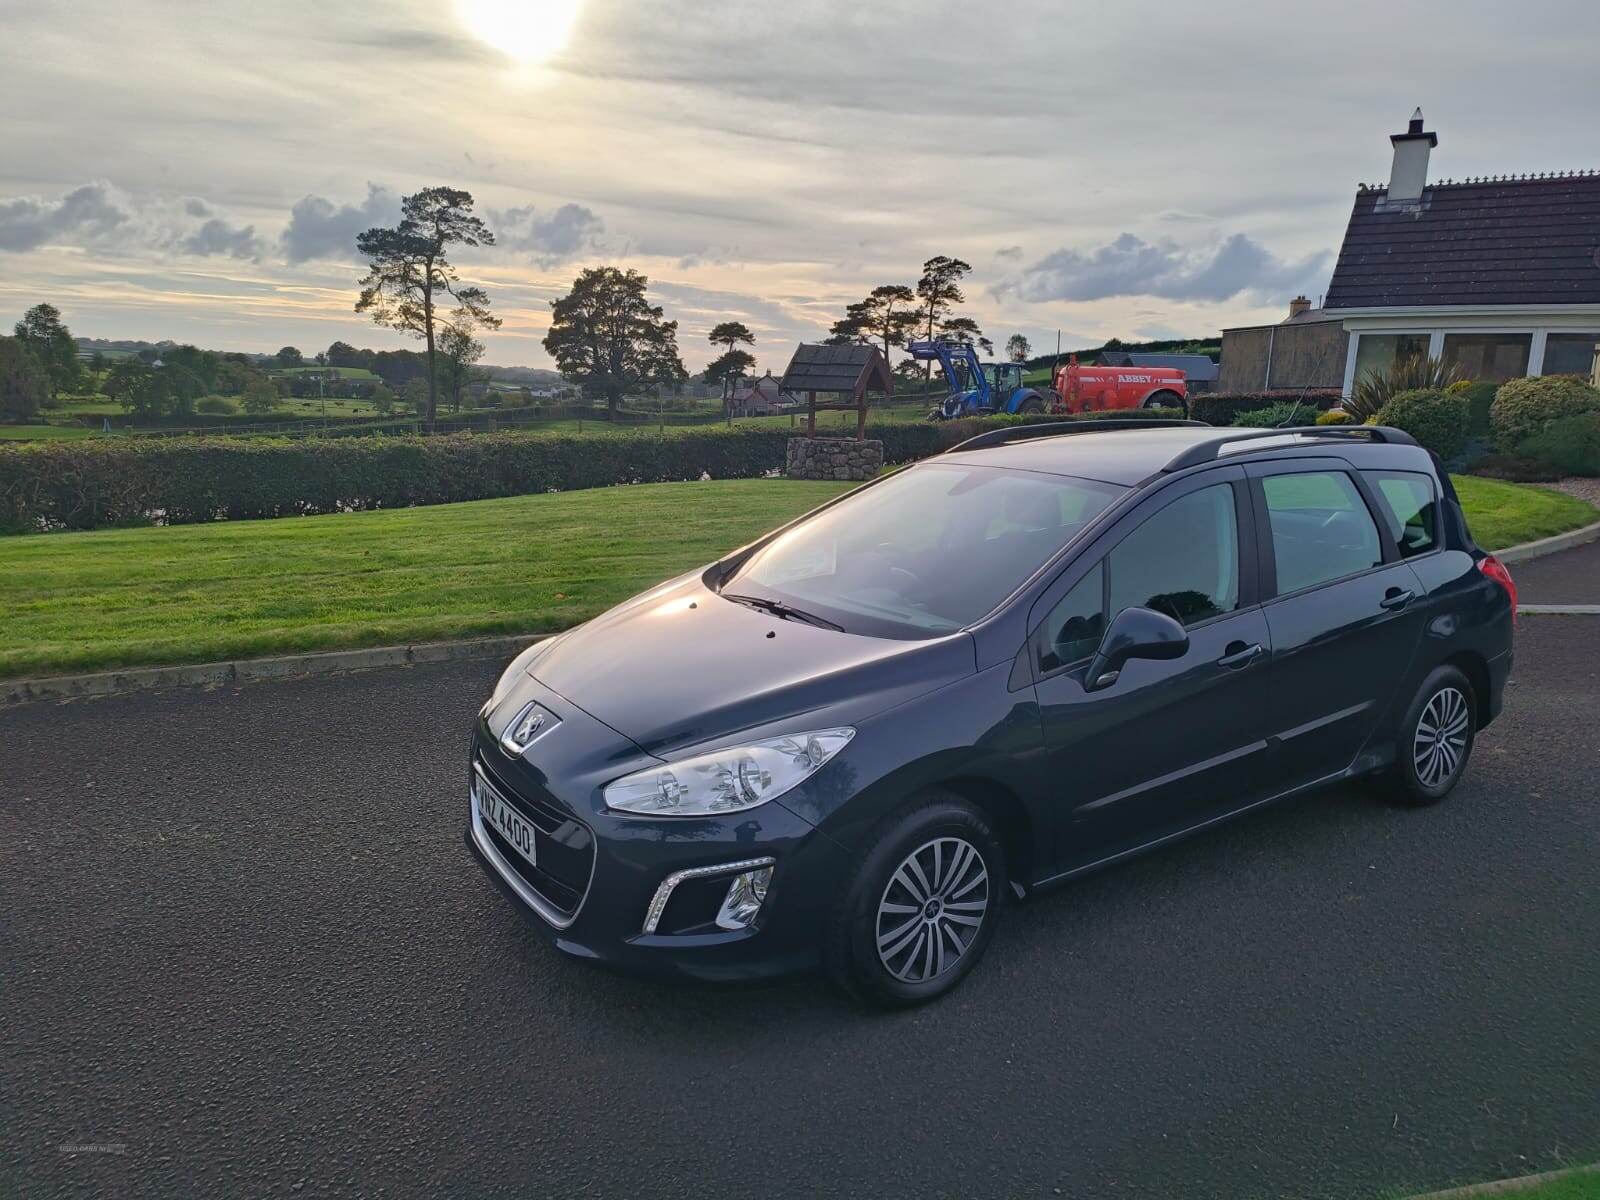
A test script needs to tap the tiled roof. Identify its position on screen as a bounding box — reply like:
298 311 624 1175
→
1325 171 1600 309
779 343 893 394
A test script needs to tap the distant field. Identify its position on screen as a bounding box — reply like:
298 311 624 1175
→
273 366 380 381
0 425 101 441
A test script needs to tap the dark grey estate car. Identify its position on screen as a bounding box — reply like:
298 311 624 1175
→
468 422 1517 1005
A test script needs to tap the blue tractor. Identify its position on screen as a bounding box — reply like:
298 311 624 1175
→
910 337 1052 420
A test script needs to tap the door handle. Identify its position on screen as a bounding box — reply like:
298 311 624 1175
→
1217 642 1263 669
1380 588 1416 611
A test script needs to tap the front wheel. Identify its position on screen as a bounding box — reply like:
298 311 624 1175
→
1373 665 1477 806
1017 395 1044 416
826 792 1006 1007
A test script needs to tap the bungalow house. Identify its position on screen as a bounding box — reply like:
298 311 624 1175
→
1220 111 1600 394
729 371 802 415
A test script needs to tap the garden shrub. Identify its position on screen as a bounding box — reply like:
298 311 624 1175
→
1189 390 1338 427
1315 409 1353 425
1228 400 1319 428
195 395 238 416
1467 453 1567 483
1347 355 1461 421
1375 388 1470 459
1490 375 1600 449
1453 380 1498 434
1516 410 1600 477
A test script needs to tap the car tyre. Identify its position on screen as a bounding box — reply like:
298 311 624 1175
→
825 791 1006 1008
1144 390 1183 411
1374 664 1477 806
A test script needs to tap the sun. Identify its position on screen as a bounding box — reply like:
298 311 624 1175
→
455 0 582 65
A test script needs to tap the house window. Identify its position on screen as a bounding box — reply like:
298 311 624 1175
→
1441 333 1532 383
1541 333 1600 378
1353 333 1430 385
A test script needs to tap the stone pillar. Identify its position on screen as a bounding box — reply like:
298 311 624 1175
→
785 438 884 481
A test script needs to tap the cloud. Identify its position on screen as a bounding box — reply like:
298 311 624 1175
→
180 216 263 259
994 245 1023 260
0 182 131 252
280 183 401 264
1010 232 1331 303
491 202 604 266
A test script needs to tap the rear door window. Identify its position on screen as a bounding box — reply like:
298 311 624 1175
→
1362 470 1438 558
1260 471 1383 594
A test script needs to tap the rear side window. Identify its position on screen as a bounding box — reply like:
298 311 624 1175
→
1261 471 1383 594
1362 470 1438 558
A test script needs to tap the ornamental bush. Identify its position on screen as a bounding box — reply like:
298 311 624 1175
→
195 395 238 416
1490 375 1600 449
1516 410 1600 477
1228 400 1319 428
1315 409 1354 425
1375 388 1471 459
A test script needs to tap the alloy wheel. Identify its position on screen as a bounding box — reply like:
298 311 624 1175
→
875 836 990 984
1414 685 1470 789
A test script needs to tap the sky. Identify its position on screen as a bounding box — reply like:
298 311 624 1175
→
2 0 1598 372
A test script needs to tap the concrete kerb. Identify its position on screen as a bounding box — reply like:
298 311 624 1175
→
2 633 548 706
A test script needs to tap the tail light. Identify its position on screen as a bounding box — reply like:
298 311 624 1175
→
1478 554 1518 621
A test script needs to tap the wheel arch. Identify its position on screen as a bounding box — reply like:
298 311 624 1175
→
936 775 1037 894
1440 649 1492 729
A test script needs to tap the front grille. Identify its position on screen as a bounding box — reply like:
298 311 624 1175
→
476 757 595 920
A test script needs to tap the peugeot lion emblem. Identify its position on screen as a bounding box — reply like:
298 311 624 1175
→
500 702 558 755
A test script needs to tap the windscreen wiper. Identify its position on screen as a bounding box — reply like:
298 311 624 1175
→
722 593 844 632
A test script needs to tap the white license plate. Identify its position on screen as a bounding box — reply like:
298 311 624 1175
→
478 775 537 871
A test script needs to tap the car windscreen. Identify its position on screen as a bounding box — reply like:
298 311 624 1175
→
720 462 1124 638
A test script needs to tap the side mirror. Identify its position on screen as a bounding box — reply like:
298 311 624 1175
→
1084 606 1189 692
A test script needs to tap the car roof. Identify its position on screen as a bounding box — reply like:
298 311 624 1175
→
940 426 1428 487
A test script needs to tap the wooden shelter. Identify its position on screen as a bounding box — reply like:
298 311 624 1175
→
778 344 894 440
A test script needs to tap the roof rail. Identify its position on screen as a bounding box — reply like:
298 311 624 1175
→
1161 425 1419 472
948 418 1210 454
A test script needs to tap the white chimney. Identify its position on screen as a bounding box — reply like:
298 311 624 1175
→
1388 107 1437 203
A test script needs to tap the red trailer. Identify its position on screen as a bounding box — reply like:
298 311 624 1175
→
1050 356 1188 415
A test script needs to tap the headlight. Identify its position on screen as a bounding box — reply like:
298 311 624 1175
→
603 728 855 817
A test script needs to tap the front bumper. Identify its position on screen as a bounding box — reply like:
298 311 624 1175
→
465 730 851 982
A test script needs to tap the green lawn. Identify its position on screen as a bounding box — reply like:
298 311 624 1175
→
1452 475 1596 550
1 471 1592 680
0 424 102 440
0 479 851 678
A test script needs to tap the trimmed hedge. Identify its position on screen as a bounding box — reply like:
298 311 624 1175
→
0 409 1192 532
1490 375 1600 449
1376 388 1471 459
1190 390 1339 427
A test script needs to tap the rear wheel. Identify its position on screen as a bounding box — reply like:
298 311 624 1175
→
1144 390 1183 411
826 791 1005 1007
1373 665 1476 806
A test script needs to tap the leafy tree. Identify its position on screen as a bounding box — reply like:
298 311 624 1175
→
914 257 972 379
940 315 993 357
403 378 430 416
326 341 366 369
356 186 500 429
89 351 109 374
371 383 396 415
105 357 167 420
276 346 305 367
543 267 688 411
13 303 82 401
437 320 487 414
824 305 871 346
841 284 918 364
1006 334 1031 363
706 321 756 407
704 349 757 402
0 336 49 421
240 374 279 416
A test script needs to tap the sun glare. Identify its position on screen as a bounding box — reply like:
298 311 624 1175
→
455 0 582 65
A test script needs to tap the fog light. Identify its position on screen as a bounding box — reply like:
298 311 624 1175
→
715 866 773 931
